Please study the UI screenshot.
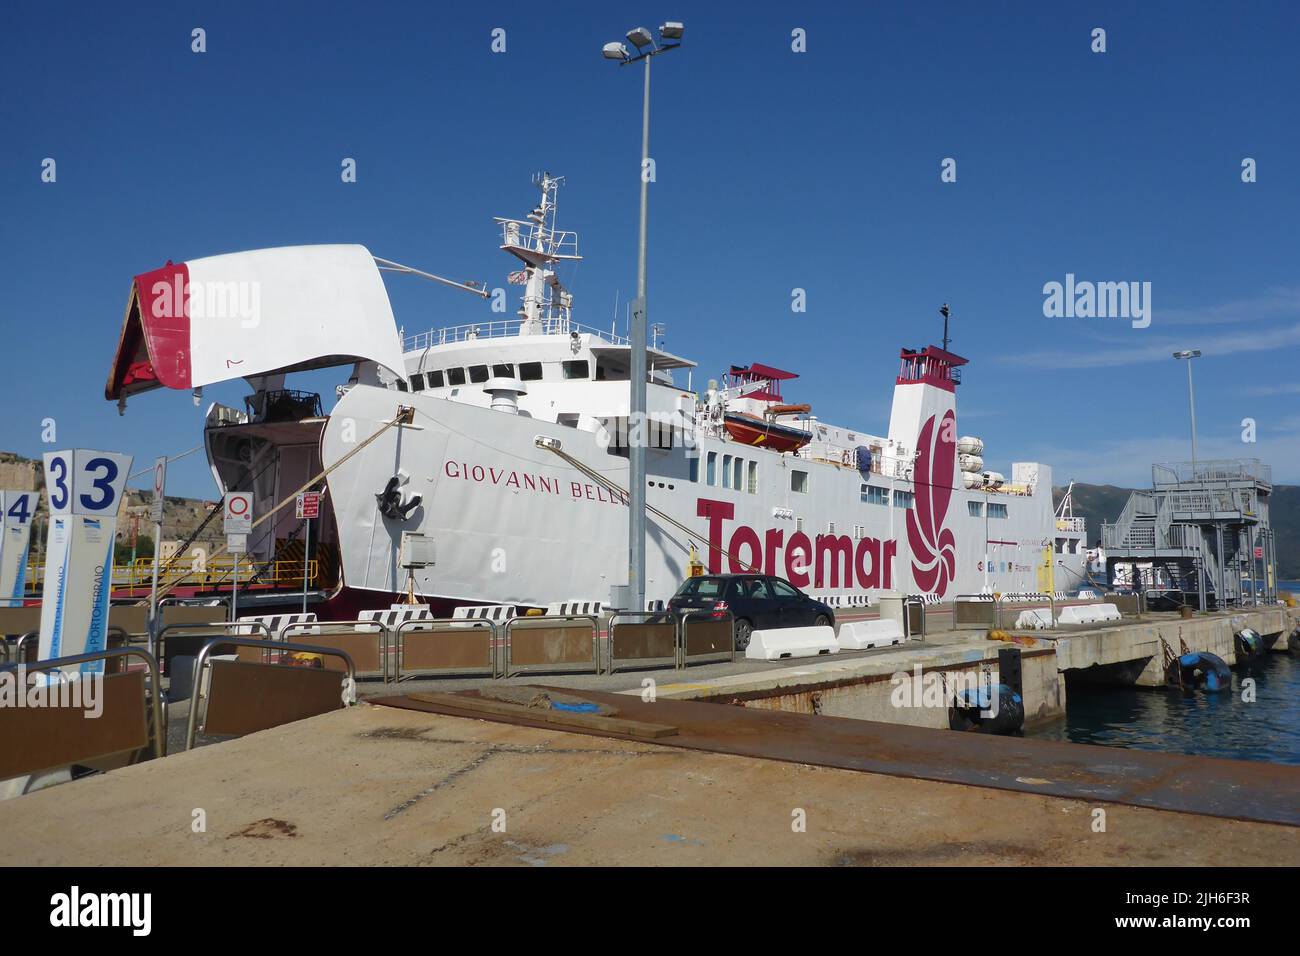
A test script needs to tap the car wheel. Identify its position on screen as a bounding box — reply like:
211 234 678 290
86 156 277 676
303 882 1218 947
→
814 614 831 629
734 618 754 651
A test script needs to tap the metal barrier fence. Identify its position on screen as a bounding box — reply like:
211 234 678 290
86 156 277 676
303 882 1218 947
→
185 637 356 750
607 611 677 674
903 595 928 639
395 617 498 681
0 646 165 780
157 620 272 678
678 609 735 667
502 614 600 677
283 620 390 681
953 594 998 630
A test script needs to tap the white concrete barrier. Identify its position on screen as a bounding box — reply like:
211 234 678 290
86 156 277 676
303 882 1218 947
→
1058 603 1121 625
837 619 905 650
1015 609 1054 629
745 625 839 661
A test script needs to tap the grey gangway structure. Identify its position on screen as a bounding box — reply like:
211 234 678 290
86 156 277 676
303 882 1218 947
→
1100 458 1276 609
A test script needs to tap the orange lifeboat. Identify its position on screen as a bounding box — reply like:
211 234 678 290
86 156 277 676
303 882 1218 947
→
722 412 812 453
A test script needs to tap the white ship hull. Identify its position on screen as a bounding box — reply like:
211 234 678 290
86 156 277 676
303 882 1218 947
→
321 384 1085 607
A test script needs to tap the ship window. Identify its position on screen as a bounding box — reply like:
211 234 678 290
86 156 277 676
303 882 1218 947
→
747 461 758 494
796 517 804 532
395 379 408 392
791 470 809 494
968 501 982 517
519 362 543 381
408 374 425 392
989 503 1008 519
492 363 514 378
861 484 887 506
689 454 700 483
469 365 489 384
563 360 590 380
894 490 914 509
447 368 466 386
731 458 742 491
706 451 717 486
425 370 444 388
722 455 732 489
648 417 674 449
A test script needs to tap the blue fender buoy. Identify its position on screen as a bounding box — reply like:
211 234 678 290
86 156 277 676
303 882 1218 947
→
949 684 1025 734
1168 651 1232 692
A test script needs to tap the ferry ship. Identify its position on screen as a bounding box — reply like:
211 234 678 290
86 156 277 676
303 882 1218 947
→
104 173 1089 614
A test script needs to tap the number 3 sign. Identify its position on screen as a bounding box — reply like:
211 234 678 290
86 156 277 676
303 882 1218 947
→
42 449 134 517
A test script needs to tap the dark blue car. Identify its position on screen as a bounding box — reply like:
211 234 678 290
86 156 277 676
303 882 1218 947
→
667 574 835 651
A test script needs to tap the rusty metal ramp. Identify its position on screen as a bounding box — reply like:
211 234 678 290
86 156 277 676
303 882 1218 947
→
371 687 1300 827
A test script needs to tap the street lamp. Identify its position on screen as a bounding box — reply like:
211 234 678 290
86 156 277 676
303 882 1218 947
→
603 21 684 615
1172 349 1201 472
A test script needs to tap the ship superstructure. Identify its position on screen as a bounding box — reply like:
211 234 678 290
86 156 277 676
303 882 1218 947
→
105 174 1087 613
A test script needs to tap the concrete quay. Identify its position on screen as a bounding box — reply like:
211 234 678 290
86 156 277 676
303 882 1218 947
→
356 604 1296 733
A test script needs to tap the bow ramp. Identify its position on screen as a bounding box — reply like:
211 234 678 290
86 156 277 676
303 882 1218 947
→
105 244 407 401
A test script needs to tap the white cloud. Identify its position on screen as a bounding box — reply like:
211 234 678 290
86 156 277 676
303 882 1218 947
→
1008 321 1300 370
1159 287 1300 326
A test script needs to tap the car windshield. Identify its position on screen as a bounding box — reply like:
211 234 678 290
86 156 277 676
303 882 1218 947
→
674 577 725 598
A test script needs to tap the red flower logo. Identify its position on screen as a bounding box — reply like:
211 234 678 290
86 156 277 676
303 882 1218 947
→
907 410 957 596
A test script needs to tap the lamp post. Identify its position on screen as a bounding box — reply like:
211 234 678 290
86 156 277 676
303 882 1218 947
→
1172 349 1201 472
1173 349 1206 611
603 21 683 614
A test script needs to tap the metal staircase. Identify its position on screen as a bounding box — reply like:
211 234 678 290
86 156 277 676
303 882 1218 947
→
1101 459 1275 608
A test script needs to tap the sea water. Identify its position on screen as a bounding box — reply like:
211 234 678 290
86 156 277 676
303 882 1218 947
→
1028 581 1300 765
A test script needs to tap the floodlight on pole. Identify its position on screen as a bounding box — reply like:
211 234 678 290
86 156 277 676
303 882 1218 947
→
626 26 654 49
602 19 684 617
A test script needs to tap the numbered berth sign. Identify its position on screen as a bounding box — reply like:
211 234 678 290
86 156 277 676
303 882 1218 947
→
38 449 134 672
0 490 37 607
42 449 132 517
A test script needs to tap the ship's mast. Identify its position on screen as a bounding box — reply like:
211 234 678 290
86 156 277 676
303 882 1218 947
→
495 172 582 335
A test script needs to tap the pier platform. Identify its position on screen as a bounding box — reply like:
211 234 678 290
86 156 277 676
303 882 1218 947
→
355 604 1295 732
1 693 1296 866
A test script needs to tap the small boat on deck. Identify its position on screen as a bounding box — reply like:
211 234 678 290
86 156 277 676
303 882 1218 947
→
722 411 812 452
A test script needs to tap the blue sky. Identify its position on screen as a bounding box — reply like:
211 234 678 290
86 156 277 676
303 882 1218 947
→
2 1 1298 498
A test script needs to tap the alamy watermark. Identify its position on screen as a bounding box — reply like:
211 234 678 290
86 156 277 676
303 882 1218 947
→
1043 273 1151 329
0 667 103 718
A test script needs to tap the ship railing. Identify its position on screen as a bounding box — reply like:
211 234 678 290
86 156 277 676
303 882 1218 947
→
1055 517 1086 533
498 219 580 260
403 318 626 352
